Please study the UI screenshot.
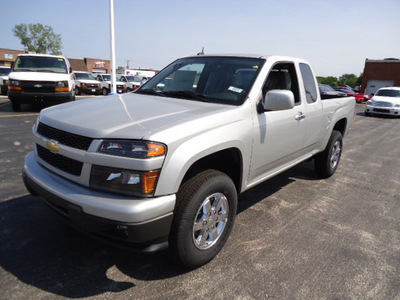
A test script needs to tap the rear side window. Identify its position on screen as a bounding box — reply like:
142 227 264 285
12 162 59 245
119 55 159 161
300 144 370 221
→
300 63 318 103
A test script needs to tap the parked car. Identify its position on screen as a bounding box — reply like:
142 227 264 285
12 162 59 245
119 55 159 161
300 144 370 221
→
365 87 400 116
318 83 347 99
333 86 370 103
73 71 102 95
8 54 75 111
0 66 11 95
95 74 126 95
118 75 149 92
23 54 355 268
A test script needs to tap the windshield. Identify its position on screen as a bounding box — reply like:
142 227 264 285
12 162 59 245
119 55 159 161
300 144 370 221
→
376 89 400 98
127 76 143 82
137 56 265 105
0 68 11 76
102 75 111 81
13 56 68 74
75 72 95 80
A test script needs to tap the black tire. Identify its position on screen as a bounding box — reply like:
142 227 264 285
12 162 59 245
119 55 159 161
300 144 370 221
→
102 88 108 96
11 102 21 112
75 86 81 95
314 130 343 178
169 170 237 268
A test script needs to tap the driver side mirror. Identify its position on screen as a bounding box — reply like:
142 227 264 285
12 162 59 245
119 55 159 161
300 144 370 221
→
259 90 294 112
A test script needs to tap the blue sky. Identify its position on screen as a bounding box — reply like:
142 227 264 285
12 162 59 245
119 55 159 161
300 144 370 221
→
1 0 399 77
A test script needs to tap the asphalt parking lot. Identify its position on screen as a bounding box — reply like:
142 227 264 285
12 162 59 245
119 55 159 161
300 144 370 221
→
0 95 399 300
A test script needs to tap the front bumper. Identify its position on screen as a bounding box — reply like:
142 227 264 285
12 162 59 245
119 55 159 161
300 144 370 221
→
365 104 400 116
8 90 72 104
23 152 175 250
80 86 102 95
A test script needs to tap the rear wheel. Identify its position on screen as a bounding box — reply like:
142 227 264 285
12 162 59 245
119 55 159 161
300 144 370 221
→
314 130 343 178
169 170 237 268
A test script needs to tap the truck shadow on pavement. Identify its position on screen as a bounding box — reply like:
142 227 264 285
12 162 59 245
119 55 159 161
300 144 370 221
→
0 162 319 298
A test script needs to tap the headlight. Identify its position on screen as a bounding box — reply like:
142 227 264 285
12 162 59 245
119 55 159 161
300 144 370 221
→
90 165 160 196
55 81 69 92
98 140 166 158
9 80 22 90
10 80 20 86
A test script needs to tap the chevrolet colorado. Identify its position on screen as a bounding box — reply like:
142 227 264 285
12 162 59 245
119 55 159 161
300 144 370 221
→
23 54 355 268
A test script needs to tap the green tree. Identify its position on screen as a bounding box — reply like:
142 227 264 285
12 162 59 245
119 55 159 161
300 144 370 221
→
317 76 339 86
338 73 358 87
13 23 63 55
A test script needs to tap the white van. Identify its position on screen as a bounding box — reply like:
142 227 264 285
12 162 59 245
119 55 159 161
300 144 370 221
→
8 54 75 111
73 71 102 95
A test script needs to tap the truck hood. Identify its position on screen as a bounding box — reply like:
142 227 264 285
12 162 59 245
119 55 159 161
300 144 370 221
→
39 93 233 140
8 71 69 82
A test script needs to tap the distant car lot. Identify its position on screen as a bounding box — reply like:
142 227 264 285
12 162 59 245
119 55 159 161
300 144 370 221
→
0 100 399 299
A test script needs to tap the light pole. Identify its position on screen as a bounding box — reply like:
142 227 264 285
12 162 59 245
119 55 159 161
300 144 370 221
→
109 0 117 94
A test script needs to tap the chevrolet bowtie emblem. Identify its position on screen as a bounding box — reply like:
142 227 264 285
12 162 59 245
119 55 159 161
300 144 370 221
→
47 141 60 153
34 84 43 88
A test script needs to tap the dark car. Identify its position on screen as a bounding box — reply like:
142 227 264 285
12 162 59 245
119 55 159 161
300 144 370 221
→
318 83 347 99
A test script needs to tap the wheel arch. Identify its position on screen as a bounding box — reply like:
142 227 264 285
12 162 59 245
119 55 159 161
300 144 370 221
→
180 148 243 195
333 117 347 136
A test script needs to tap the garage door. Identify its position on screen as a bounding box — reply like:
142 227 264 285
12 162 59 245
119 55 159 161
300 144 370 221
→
365 80 394 96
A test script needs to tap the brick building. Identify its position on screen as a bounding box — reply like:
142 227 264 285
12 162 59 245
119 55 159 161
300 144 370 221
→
0 48 25 66
361 58 400 96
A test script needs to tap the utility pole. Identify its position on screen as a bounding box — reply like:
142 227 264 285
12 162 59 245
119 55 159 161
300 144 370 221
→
109 0 117 94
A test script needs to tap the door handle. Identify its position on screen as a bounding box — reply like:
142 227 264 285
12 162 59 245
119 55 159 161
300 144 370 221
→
295 112 306 122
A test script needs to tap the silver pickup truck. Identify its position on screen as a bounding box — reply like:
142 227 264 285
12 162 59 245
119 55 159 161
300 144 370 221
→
23 54 355 268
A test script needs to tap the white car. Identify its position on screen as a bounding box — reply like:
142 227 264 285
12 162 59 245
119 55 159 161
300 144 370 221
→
94 74 126 95
0 66 11 95
8 54 75 111
73 71 102 95
365 87 400 117
118 75 149 92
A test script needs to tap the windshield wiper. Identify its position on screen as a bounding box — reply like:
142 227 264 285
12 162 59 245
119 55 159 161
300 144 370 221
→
14 69 34 72
135 89 166 96
36 69 61 73
160 91 210 102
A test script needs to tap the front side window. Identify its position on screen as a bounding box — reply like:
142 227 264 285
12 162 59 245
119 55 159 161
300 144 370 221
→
300 63 318 103
137 56 265 105
13 56 68 74
262 62 300 104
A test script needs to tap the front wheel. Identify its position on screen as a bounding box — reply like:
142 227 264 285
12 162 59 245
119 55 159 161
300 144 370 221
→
314 130 343 178
102 88 108 96
11 102 21 112
169 170 237 269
